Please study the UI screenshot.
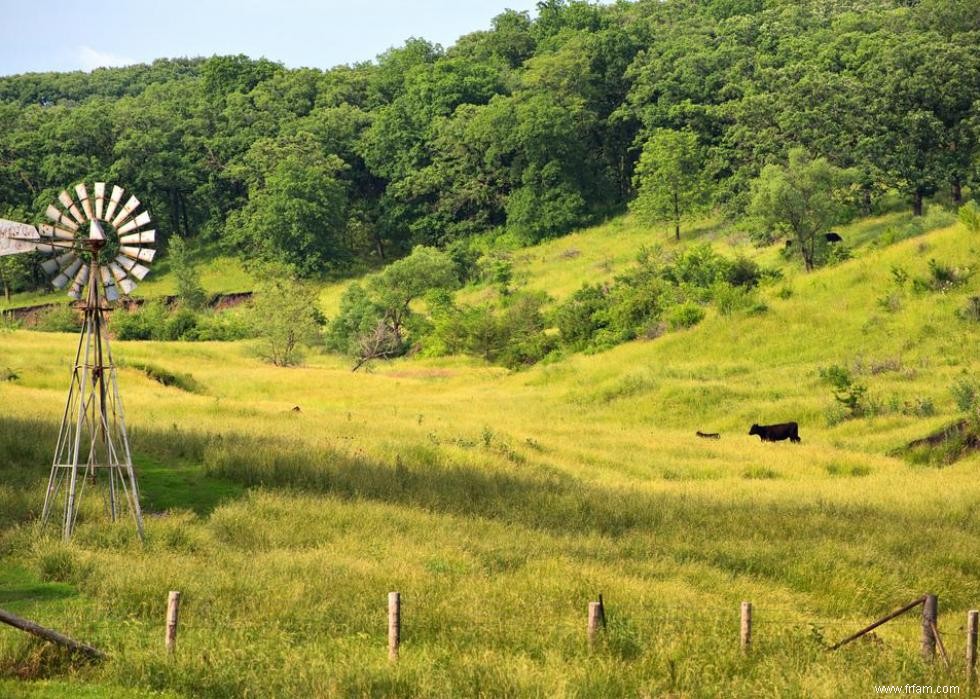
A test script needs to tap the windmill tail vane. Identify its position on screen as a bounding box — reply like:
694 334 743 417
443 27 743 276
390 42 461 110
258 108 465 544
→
1 182 157 542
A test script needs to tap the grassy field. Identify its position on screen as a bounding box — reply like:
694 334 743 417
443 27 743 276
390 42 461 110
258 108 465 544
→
1 211 978 697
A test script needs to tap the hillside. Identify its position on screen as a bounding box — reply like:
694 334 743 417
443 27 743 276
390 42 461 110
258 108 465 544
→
1 211 978 696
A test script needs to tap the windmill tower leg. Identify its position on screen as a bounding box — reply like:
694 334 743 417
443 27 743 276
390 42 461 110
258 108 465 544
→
41 259 145 542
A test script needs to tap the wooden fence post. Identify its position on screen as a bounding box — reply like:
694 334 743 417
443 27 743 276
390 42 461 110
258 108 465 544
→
740 601 752 652
968 610 978 685
165 590 180 656
921 594 937 661
388 592 400 662
587 602 602 649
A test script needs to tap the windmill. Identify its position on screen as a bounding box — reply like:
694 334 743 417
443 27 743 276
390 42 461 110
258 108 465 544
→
0 183 156 542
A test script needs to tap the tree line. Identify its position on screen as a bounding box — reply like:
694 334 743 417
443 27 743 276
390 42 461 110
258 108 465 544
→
0 0 977 291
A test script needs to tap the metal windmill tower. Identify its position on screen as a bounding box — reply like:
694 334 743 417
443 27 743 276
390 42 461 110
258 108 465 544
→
0 183 157 542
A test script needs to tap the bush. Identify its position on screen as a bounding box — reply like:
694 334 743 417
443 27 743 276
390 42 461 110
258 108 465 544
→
819 364 867 419
958 200 980 234
34 304 82 333
424 292 555 369
554 285 611 350
666 302 705 329
951 375 980 414
958 296 980 322
912 259 972 293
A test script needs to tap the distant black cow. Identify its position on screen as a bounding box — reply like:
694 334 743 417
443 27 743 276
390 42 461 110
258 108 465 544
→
825 231 843 243
784 239 794 248
749 422 801 443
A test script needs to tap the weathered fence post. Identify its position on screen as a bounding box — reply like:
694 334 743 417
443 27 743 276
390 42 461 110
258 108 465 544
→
921 594 937 661
587 601 602 649
165 590 181 656
740 601 752 652
968 610 978 685
388 592 400 662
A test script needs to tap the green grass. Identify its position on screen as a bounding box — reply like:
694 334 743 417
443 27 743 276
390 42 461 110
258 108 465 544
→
0 212 978 696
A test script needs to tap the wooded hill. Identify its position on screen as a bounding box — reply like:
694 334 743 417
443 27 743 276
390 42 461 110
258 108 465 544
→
0 0 977 288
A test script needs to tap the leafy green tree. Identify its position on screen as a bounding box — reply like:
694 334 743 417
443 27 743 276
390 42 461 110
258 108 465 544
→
749 148 853 272
631 129 710 241
0 254 32 304
251 263 323 367
227 133 350 275
327 246 458 369
168 236 207 310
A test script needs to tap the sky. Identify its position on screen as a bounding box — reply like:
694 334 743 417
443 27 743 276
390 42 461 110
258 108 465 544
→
0 0 544 77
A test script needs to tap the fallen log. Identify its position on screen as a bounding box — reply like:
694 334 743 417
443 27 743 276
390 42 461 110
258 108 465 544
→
0 607 105 660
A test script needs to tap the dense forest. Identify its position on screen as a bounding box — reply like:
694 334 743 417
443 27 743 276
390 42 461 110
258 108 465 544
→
0 0 978 288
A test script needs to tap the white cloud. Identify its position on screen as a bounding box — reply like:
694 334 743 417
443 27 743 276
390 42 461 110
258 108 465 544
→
78 45 136 71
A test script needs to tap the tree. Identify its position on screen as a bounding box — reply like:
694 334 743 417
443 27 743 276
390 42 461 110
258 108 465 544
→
326 246 458 369
251 263 323 366
631 129 710 241
0 254 32 304
226 133 350 275
749 148 852 272
168 236 207 310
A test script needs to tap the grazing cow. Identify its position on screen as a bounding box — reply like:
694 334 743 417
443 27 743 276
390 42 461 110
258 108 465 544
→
696 431 721 439
784 239 794 248
749 422 801 443
825 231 843 243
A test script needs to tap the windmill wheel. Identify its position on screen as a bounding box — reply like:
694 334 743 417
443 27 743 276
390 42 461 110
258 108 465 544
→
36 182 156 301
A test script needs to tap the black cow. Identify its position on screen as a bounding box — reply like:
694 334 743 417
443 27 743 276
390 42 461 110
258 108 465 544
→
825 231 843 243
749 422 801 443
784 239 794 248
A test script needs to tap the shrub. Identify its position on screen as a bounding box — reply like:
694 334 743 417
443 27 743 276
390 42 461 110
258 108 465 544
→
554 285 610 350
666 302 705 329
901 397 935 417
819 364 867 419
951 375 980 414
34 304 82 333
912 259 972 293
958 200 980 234
713 283 756 316
958 296 980 322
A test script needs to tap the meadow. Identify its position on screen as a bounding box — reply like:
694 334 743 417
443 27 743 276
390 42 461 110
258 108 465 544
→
0 212 979 697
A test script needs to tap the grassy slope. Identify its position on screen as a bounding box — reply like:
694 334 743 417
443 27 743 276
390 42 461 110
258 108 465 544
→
0 211 978 696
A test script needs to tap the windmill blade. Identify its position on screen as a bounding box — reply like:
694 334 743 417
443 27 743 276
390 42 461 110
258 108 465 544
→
120 245 156 263
75 183 94 221
128 262 150 280
58 190 86 225
117 211 151 235
99 267 120 302
118 278 137 294
44 205 79 232
114 254 136 271
0 219 40 256
111 195 140 228
67 264 89 300
62 258 83 279
94 182 106 219
41 258 61 275
119 230 155 245
104 185 125 223
51 254 79 289
108 261 129 281
89 219 105 241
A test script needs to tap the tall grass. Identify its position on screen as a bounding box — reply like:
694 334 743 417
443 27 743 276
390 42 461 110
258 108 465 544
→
0 216 978 696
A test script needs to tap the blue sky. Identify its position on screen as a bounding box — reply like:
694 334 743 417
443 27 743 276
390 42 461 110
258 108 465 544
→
0 0 544 77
